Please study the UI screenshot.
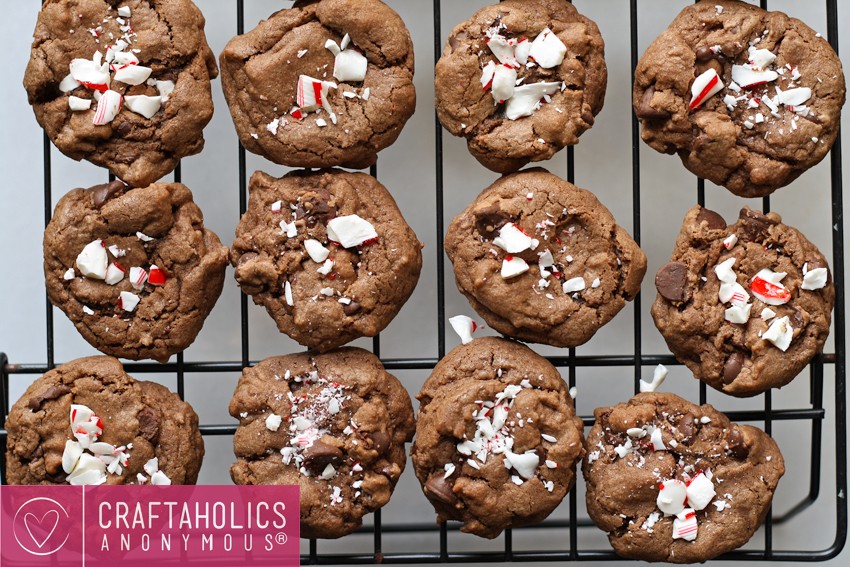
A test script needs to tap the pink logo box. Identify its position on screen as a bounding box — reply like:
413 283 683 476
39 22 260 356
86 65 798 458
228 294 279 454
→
1 485 300 566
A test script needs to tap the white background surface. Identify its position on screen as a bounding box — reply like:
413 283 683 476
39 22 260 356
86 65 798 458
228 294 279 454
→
1 0 847 564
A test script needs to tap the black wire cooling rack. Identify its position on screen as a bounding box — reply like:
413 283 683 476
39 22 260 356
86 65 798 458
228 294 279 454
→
1 0 847 563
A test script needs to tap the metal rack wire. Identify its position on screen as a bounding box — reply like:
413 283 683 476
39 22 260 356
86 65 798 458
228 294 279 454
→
1 0 846 563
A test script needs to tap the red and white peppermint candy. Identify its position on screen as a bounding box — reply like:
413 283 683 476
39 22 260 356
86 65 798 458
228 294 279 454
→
750 269 790 305
493 222 532 253
719 282 749 305
67 453 107 486
722 234 738 250
731 64 779 88
69 53 110 91
62 440 84 474
504 82 560 120
514 38 531 65
333 48 368 83
657 479 687 515
76 239 108 279
562 276 585 294
802 266 828 290
776 87 812 107
104 262 125 285
148 265 166 285
480 60 497 90
504 449 539 479
113 64 152 86
448 314 478 344
70 404 95 428
69 96 92 111
487 34 519 68
763 315 793 351
304 239 330 263
327 215 378 248
528 28 567 69
501 255 529 278
672 508 699 541
689 68 724 110
713 257 737 283
124 94 161 118
118 291 140 312
724 302 752 324
129 266 148 289
649 427 666 451
640 364 668 393
491 65 517 103
150 470 172 485
748 47 776 70
686 472 716 511
296 75 336 113
110 50 139 68
60 73 81 92
92 89 122 125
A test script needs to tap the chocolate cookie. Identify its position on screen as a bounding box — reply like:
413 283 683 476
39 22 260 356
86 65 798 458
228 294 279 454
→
634 0 845 197
44 180 230 363
583 392 784 562
24 0 218 187
219 0 416 170
232 169 422 352
435 0 606 173
5 356 204 485
652 205 834 397
411 337 584 539
445 169 646 348
229 349 415 539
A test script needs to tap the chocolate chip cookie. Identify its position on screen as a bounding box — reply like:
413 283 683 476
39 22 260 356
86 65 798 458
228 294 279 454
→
634 0 845 197
445 168 646 348
652 205 834 397
219 0 416 170
583 392 784 562
44 180 230 363
232 169 422 352
5 356 204 485
229 349 415 539
24 0 218 187
435 0 606 173
411 337 584 539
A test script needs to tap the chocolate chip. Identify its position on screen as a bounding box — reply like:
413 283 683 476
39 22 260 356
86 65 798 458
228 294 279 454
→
723 352 744 384
368 431 391 453
801 112 822 125
677 413 696 445
725 427 749 459
32 445 44 459
696 207 726 230
791 308 805 330
739 208 776 241
28 384 72 410
115 120 133 136
425 473 457 506
655 261 690 303
581 108 595 126
449 31 468 51
302 441 343 472
343 301 361 315
636 85 671 119
695 46 714 62
138 407 160 443
299 192 337 227
475 204 510 238
237 252 258 266
90 180 126 208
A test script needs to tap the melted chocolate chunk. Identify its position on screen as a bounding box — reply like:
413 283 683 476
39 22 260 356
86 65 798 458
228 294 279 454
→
237 252 258 266
655 261 690 303
739 208 776 241
425 473 458 505
343 301 361 316
723 352 744 384
636 85 671 119
368 431 391 453
696 207 726 230
725 427 749 459
90 180 127 208
302 440 343 472
678 412 696 445
474 204 510 238
138 406 160 443
28 384 72 410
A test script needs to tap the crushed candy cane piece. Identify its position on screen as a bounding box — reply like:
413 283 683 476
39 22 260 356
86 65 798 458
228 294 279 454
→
92 89 122 125
304 239 330 263
284 281 294 306
76 240 108 279
62 440 84 474
104 262 125 285
147 265 166 285
493 222 532 253
657 479 687 516
118 291 140 312
296 75 336 113
714 257 737 283
317 259 334 275
114 64 152 86
266 414 282 432
686 472 716 511
129 266 147 289
69 96 92 111
480 60 496 89
504 82 560 120
776 87 812 107
763 315 793 351
150 470 172 485
60 73 81 92
731 64 779 88
487 35 518 68
640 364 668 393
761 307 776 321
802 267 828 290
528 28 567 69
748 48 776 70
719 281 749 305
722 234 738 250
491 65 517 102
70 54 110 90
562 277 585 294
327 215 378 248
136 232 154 242
689 68 724 110
650 427 666 451
155 80 175 102
750 269 790 305
334 48 368 83
505 449 539 479
501 256 529 278
725 302 752 324
63 268 76 280
449 315 478 344
124 94 161 118
672 509 698 541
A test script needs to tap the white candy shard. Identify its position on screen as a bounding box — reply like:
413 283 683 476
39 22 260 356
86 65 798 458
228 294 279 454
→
748 48 776 70
304 239 330 263
70 54 110 88
504 82 560 120
505 450 539 479
562 277 585 294
732 64 779 88
129 266 147 289
284 281 294 306
266 414 282 432
763 315 793 351
76 240 108 279
501 256 529 278
514 38 531 65
480 60 497 89
317 259 334 276
689 68 724 109
60 73 81 92
714 257 737 283
113 64 152 86
776 87 812 107
279 220 298 238
649 427 666 451
124 94 161 118
449 315 477 344
70 404 94 427
327 215 378 248
719 282 749 304
296 75 337 114
69 96 92 111
62 440 83 474
63 268 76 280
117 6 131 18
150 470 172 485
67 453 107 486
722 234 738 250
761 307 776 321
802 267 828 290
725 302 752 324
92 89 122 125
657 479 687 516
750 269 791 305
493 223 532 253
104 262 125 285
155 80 175 102
672 509 699 541
334 48 368 83
487 35 518 68
119 291 140 312
686 472 716 511
491 64 517 102
627 427 647 438
528 28 567 69
640 364 668 393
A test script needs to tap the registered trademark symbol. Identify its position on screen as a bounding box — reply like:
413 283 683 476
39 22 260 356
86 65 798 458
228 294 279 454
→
276 532 287 545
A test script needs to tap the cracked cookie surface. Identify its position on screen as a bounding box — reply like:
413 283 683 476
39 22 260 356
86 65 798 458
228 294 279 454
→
231 169 422 352
219 0 416 170
633 0 845 197
651 205 833 397
229 349 415 539
412 337 584 539
44 180 229 362
583 392 784 563
445 168 645 348
24 0 218 187
5 356 204 485
435 0 606 173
